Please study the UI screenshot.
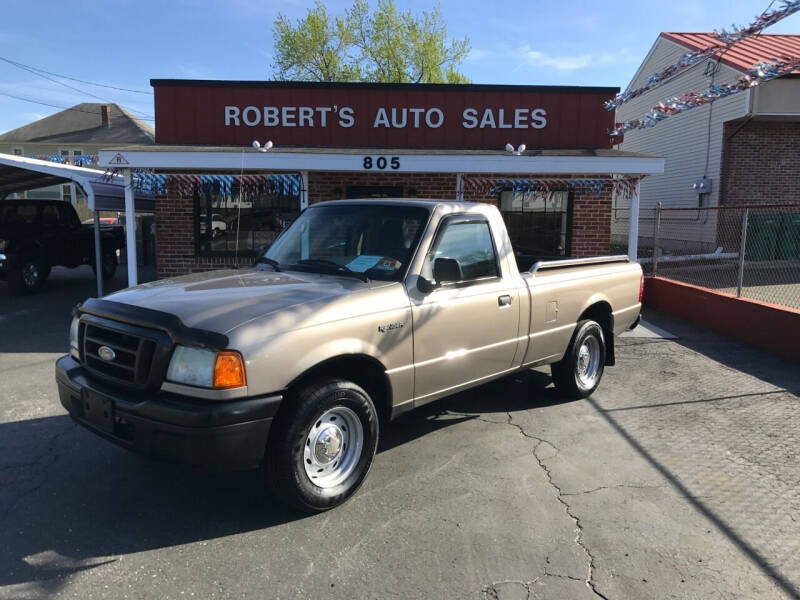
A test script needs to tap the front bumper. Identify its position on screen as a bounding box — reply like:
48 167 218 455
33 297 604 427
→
56 355 282 471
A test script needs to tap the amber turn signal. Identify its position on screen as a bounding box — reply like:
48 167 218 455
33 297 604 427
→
213 351 247 389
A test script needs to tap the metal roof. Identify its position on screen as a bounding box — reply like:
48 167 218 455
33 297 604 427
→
0 103 154 145
662 32 800 74
0 153 153 211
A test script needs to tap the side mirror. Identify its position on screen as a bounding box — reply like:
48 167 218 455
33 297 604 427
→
433 257 462 284
416 276 435 294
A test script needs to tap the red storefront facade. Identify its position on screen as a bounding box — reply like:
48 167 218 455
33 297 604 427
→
98 80 663 282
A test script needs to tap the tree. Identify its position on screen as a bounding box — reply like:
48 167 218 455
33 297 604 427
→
271 0 471 84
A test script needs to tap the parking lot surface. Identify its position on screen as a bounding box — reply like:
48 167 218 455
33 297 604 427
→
1 268 799 599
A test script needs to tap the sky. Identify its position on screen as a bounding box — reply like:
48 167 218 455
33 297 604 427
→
1 0 799 133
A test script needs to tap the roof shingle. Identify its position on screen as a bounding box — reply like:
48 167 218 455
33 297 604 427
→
0 103 154 144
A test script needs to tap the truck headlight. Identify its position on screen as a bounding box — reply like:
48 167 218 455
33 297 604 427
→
166 346 246 389
69 316 80 360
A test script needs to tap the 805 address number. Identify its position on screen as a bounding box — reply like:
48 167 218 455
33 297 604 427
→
363 156 400 170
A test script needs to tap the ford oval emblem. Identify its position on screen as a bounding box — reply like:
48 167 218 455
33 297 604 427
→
97 346 116 362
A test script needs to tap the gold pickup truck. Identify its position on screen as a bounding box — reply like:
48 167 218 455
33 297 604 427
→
56 199 643 511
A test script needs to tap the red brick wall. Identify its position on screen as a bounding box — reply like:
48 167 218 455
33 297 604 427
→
154 193 254 277
721 121 800 206
154 170 612 277
308 171 456 203
571 188 613 257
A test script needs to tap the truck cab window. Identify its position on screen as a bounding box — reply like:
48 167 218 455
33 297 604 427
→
41 204 60 229
424 219 499 282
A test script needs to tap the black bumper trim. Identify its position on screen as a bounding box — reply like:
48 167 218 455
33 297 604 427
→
56 355 283 471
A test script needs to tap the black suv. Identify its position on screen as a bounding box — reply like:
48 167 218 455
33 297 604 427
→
0 200 124 294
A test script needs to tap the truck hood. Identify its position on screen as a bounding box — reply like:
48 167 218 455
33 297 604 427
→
105 267 373 334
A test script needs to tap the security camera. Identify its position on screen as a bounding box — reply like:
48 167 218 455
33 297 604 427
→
517 144 526 153
505 143 514 152
252 140 261 149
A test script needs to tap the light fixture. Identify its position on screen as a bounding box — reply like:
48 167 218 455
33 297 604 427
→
252 140 274 152
504 143 526 156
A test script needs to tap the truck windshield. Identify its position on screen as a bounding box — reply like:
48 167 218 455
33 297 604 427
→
264 204 430 281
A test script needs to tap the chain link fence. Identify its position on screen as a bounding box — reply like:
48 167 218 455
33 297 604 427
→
637 204 800 310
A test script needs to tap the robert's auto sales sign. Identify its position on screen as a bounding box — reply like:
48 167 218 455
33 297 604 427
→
152 80 617 150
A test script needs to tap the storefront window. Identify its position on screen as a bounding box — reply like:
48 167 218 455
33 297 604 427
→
498 189 570 259
194 177 301 256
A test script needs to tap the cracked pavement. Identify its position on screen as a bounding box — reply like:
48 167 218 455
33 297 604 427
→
2 268 800 599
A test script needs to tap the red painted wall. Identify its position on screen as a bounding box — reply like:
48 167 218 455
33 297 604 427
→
152 80 617 150
643 277 800 362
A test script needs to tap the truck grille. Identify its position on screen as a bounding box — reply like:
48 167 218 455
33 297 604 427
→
79 317 170 390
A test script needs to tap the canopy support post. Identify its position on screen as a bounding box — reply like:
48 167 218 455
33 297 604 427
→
123 169 138 287
628 178 641 262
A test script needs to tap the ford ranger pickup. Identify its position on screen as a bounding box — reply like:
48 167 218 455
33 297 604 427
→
55 199 643 511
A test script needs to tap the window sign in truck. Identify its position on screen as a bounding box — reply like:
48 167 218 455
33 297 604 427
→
56 200 643 512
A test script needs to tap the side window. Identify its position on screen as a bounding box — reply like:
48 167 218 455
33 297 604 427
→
424 219 499 282
58 202 80 227
16 204 38 225
41 204 60 229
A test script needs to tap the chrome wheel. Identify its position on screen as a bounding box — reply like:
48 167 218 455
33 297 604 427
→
22 262 39 288
303 406 363 489
575 336 601 388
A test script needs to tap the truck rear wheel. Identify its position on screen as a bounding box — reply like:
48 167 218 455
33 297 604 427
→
263 378 379 512
551 319 605 399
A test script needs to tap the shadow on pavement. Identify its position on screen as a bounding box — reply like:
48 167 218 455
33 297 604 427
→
640 308 800 395
0 265 155 354
0 368 564 594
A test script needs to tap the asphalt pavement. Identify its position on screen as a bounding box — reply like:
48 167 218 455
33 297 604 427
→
1 267 799 599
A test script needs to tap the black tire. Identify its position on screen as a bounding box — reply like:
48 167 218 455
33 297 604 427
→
263 378 379 513
551 320 606 400
92 248 117 281
8 257 47 295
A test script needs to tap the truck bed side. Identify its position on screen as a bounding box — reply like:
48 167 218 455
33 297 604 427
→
519 260 642 367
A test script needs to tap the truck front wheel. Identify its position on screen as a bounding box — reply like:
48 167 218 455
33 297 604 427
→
263 378 379 512
551 320 606 399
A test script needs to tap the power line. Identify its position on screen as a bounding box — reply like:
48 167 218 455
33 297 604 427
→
0 56 154 119
0 56 152 95
0 91 155 121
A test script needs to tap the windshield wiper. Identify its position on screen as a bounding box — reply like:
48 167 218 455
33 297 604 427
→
253 256 282 271
293 259 369 282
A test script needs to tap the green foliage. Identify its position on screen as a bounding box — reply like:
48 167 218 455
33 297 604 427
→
272 0 471 83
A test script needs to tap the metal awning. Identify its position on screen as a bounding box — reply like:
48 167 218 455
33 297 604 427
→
0 152 155 297
0 153 153 211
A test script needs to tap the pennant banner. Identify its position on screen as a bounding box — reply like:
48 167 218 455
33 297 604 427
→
463 176 639 198
610 55 800 136
132 173 303 197
604 0 800 110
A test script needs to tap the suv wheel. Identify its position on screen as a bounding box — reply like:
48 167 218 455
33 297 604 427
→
92 248 117 281
551 320 606 399
264 378 379 512
9 258 46 294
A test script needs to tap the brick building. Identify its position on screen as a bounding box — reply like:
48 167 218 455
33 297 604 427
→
615 33 800 251
96 80 662 282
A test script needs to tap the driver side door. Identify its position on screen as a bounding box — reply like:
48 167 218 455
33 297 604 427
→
409 215 521 403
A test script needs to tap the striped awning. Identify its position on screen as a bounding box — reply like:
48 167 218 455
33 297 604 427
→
132 172 302 197
463 176 639 198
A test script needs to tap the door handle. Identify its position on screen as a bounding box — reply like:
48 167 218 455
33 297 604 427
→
498 295 512 307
